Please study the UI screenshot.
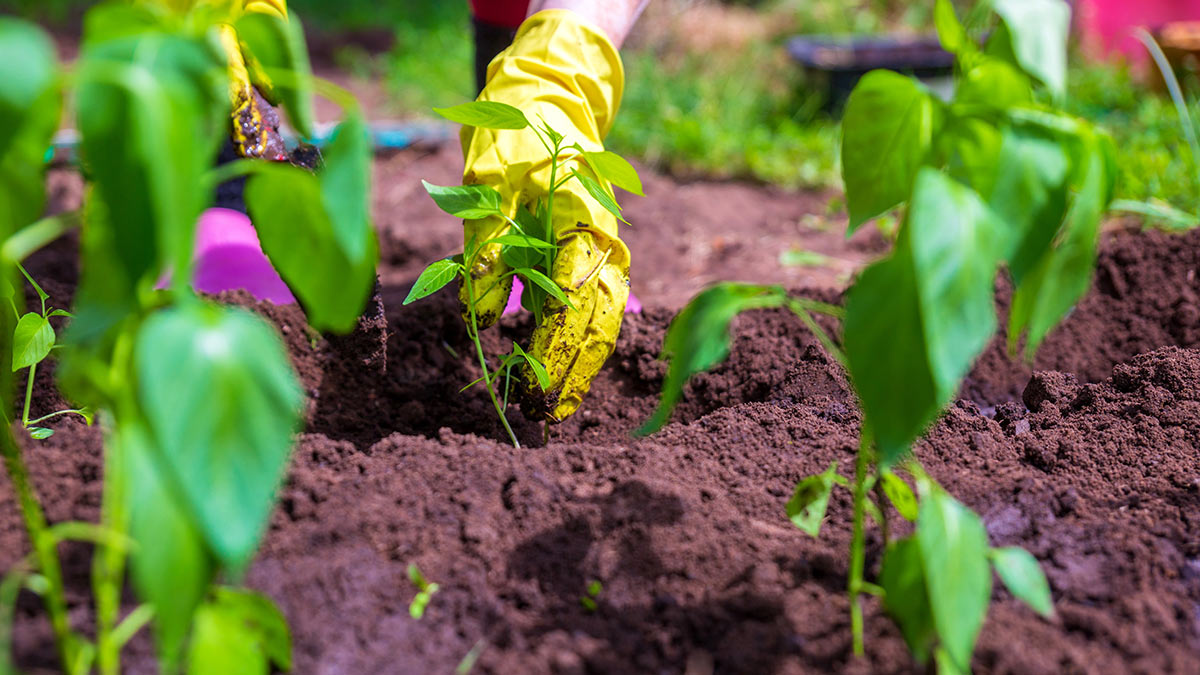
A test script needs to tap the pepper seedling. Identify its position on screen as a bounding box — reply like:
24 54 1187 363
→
407 564 440 620
406 100 641 448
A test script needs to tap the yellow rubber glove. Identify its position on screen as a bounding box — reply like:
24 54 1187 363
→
461 9 631 423
215 0 289 159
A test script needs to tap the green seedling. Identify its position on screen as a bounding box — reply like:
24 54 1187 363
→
643 1 1096 669
0 6 377 674
406 100 641 448
579 579 602 612
4 264 92 439
407 564 440 620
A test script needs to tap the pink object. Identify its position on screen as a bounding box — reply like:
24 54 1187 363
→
504 277 641 315
1076 0 1200 64
169 208 296 304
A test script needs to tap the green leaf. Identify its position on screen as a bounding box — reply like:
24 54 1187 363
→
1110 198 1200 232
500 204 548 270
581 150 644 196
573 171 629 224
517 267 572 308
934 0 968 54
989 0 1070 97
881 470 918 521
135 303 303 572
785 462 838 537
778 249 831 267
916 482 992 672
1008 130 1114 357
120 420 215 669
423 181 503 219
404 258 460 305
188 587 292 675
246 164 379 333
320 110 373 262
841 71 939 231
27 427 53 439
0 18 58 161
990 546 1054 618
513 342 551 391
12 312 53 371
879 537 936 664
955 58 1032 109
235 10 315 137
488 233 556 249
638 283 787 435
77 32 225 284
844 170 999 464
433 101 529 129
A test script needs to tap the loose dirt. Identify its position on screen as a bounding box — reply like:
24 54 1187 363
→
2 152 1199 673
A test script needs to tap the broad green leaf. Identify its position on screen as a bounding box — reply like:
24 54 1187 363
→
955 59 1032 109
0 19 57 160
939 115 1004 198
581 150 644 196
1008 131 1114 357
517 267 572 308
844 170 999 464
638 283 787 435
881 470 918 521
990 546 1054 618
512 342 551 391
487 233 556 249
573 171 629 224
121 420 215 669
77 33 225 283
433 101 529 129
934 0 968 55
423 181 503 219
135 303 303 572
247 164 379 333
404 258 460 305
80 2 165 46
880 537 936 664
841 71 939 231
27 427 53 439
12 312 53 371
320 111 373 262
785 462 838 537
990 0 1070 97
187 588 291 675
916 482 992 672
235 11 315 137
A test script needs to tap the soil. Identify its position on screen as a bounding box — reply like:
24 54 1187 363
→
3 150 1200 674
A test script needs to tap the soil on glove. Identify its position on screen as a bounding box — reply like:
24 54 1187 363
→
3 153 1200 674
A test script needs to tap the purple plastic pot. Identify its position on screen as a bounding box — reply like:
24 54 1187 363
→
167 208 296 304
504 278 641 316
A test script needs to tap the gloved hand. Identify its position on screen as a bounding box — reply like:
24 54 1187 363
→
461 9 631 423
214 0 290 160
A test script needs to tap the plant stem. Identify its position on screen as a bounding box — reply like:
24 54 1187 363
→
93 424 127 675
22 362 36 427
0 428 77 672
25 409 91 426
848 427 874 658
463 272 520 448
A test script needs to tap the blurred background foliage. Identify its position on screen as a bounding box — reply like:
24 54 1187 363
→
2 0 1200 212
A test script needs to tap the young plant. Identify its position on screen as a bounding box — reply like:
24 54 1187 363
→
405 100 641 448
407 564 440 620
642 0 1105 670
0 4 377 674
4 264 92 439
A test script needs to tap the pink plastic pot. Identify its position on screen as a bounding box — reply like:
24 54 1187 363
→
504 278 642 316
169 208 296 304
1076 0 1200 64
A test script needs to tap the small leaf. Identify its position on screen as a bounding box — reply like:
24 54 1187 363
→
433 101 529 129
404 259 461 305
488 233 556 249
423 181 503 219
187 587 292 674
638 283 787 434
934 0 968 54
990 546 1054 618
235 10 315 136
517 268 572 309
786 462 838 537
512 343 551 391
880 470 918 521
779 249 831 267
880 537 937 664
989 0 1070 97
27 427 53 439
12 312 53 371
581 150 644 196
572 171 628 224
916 481 992 672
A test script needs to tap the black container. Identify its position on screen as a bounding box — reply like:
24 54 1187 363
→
786 35 955 112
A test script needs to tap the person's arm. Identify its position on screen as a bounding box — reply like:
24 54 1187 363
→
526 0 649 47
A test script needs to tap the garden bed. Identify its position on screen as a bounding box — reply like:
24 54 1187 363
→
3 148 1199 674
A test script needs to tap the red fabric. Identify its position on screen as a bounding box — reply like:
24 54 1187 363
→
469 0 531 29
1077 0 1200 64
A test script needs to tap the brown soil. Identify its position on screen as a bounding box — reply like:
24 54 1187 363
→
3 152 1200 674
